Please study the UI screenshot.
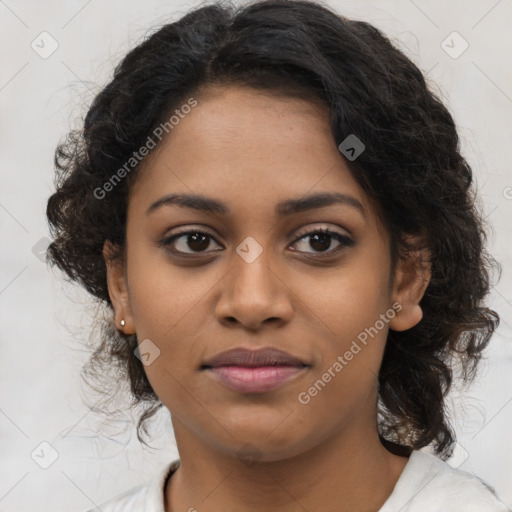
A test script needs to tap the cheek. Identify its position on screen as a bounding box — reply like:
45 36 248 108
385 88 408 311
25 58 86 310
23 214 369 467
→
300 251 392 343
294 268 391 426
124 252 213 399
126 241 211 338
294 248 392 404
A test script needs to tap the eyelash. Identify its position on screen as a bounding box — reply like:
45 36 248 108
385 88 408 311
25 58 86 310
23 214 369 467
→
158 226 354 260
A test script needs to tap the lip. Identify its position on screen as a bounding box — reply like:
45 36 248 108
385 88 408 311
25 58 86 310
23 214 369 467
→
201 347 309 393
201 347 307 368
206 365 308 393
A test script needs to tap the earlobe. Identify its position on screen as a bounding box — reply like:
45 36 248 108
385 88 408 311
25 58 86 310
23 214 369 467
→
103 240 136 334
389 237 431 332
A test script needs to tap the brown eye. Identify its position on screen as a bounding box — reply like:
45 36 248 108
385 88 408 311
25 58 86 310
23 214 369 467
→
290 228 354 256
158 226 354 259
159 230 222 255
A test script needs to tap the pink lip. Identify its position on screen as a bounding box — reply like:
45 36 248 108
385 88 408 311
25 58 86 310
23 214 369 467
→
206 365 307 393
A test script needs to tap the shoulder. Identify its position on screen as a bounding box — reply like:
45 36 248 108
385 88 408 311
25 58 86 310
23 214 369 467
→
380 450 510 512
83 460 180 512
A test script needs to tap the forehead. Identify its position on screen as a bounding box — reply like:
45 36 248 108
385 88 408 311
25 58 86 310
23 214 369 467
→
129 85 379 225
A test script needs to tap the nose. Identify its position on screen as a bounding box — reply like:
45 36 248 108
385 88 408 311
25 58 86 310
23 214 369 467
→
214 249 294 332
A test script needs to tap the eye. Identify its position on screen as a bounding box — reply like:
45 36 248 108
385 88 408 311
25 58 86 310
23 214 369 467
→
159 229 222 255
158 226 354 258
290 227 354 258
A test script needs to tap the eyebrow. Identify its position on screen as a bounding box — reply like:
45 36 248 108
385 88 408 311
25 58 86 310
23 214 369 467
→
146 192 366 218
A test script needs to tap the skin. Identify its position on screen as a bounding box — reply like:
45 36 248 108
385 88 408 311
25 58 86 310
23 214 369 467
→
104 85 431 512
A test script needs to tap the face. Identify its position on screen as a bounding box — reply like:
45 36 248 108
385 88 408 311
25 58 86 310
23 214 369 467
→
105 85 428 462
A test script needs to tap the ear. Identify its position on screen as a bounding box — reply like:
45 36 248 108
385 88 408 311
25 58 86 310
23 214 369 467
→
103 240 136 334
388 236 431 332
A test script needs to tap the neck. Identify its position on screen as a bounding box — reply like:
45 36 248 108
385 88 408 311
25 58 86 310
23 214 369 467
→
165 416 409 512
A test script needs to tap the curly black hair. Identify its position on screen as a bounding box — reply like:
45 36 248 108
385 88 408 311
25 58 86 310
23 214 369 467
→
46 0 499 457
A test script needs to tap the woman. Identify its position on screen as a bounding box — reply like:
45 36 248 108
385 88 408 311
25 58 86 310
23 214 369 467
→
46 0 510 510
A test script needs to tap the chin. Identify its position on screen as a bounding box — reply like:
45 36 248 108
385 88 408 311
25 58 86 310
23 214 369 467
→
210 423 315 464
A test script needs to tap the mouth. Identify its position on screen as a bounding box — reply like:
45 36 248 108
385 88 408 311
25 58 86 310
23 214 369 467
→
200 347 310 393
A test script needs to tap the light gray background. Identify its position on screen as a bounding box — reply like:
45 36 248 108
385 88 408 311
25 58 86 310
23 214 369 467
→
1 0 511 510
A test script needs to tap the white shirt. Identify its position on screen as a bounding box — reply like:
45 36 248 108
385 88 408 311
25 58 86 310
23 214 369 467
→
86 450 510 511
